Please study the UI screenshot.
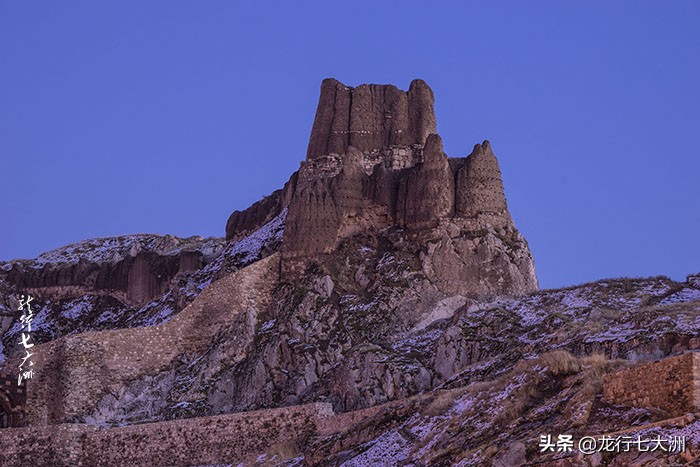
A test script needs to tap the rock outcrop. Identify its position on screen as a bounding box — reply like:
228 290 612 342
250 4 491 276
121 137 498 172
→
306 78 436 160
688 273 700 289
455 140 511 222
273 79 537 297
3 235 223 308
225 172 297 242
395 133 454 229
0 235 231 367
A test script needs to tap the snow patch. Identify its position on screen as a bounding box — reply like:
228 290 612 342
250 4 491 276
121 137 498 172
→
660 288 700 305
61 297 93 320
584 321 638 344
198 208 286 284
6 305 54 339
260 320 276 332
96 309 120 325
32 234 223 267
141 305 175 327
227 208 287 264
341 429 411 466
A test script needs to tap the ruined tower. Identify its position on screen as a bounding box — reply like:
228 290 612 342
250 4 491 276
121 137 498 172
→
226 78 538 297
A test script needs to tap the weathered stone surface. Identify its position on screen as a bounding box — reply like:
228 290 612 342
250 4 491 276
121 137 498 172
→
4 236 223 308
221 78 535 298
14 254 280 426
0 369 26 427
0 403 336 466
2 216 700 465
282 146 392 262
456 140 511 223
603 352 700 416
282 176 341 259
407 79 437 148
306 78 436 160
396 134 454 230
268 79 538 298
419 221 538 297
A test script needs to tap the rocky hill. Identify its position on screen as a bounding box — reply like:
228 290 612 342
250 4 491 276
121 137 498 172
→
1 79 698 466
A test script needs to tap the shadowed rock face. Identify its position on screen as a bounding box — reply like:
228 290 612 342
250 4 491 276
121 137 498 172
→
282 146 393 259
0 236 227 350
396 134 454 229
224 172 298 242
7 249 201 307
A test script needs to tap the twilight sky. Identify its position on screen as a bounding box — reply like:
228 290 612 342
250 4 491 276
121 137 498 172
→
1 1 698 289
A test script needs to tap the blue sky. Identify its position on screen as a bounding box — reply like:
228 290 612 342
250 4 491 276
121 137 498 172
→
1 1 698 289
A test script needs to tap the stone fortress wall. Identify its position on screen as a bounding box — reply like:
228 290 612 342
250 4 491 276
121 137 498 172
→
222 78 540 296
603 352 700 417
13 254 280 426
0 247 396 465
281 79 519 268
296 145 422 187
226 79 519 268
0 369 26 428
0 402 334 466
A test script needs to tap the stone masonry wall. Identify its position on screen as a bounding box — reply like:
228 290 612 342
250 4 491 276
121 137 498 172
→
17 254 280 425
316 402 385 437
0 402 335 466
603 352 700 417
0 369 26 427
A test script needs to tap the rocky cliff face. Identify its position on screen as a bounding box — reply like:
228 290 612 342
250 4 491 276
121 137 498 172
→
225 172 297 242
228 79 538 298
